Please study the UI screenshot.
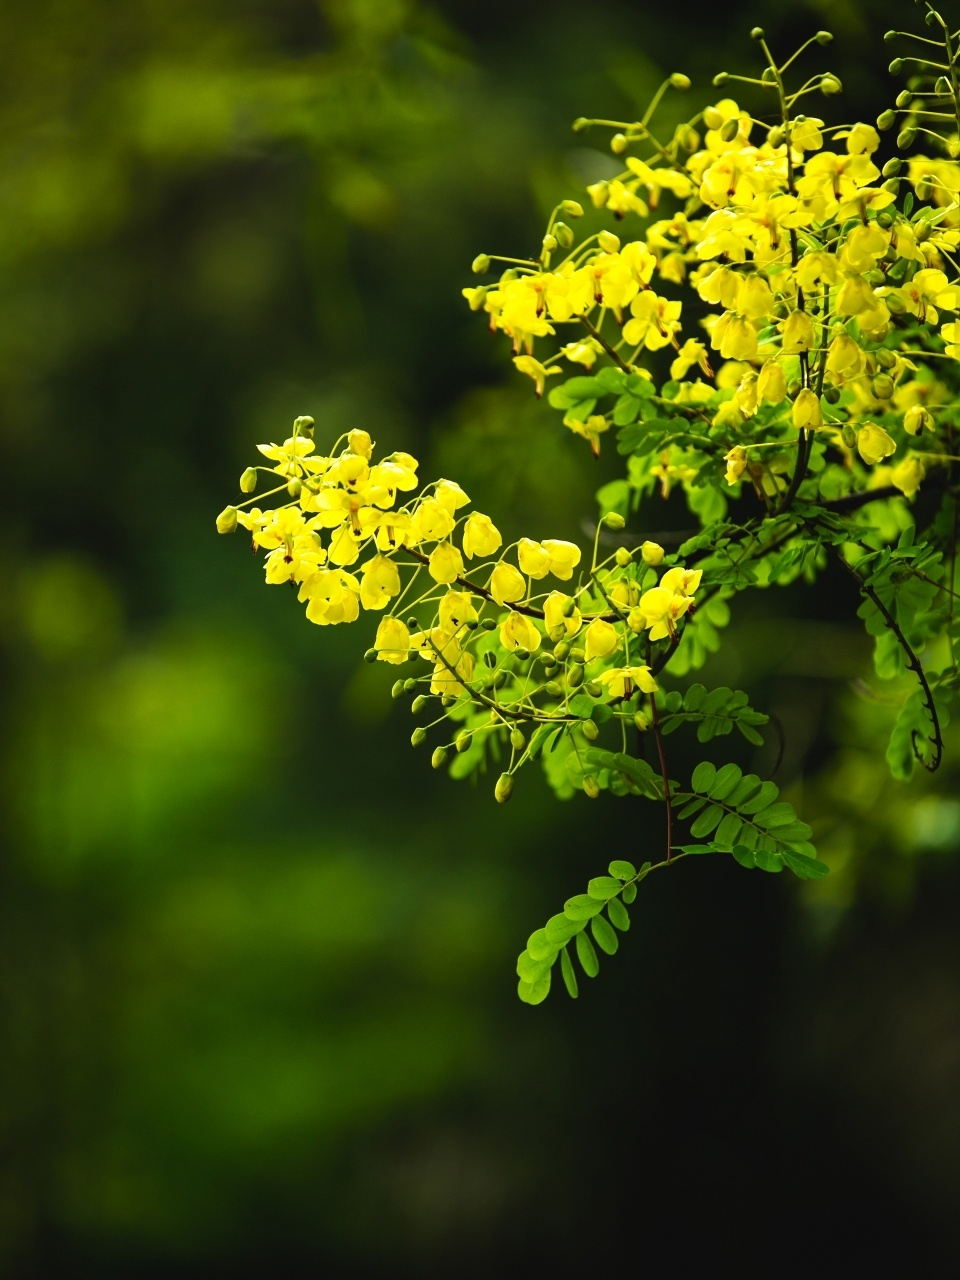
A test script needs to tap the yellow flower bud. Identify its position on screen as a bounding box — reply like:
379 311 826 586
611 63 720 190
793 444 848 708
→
781 309 817 353
374 616 411 665
598 230 621 254
462 512 502 559
495 773 514 803
347 429 374 459
890 456 924 498
500 611 542 653
724 446 748 486
582 776 601 799
239 468 258 494
562 199 585 218
641 541 665 566
518 537 552 579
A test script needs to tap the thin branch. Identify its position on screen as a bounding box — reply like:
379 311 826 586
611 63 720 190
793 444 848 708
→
648 690 674 861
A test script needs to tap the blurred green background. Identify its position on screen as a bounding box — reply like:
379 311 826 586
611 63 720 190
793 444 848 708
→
3 0 960 1273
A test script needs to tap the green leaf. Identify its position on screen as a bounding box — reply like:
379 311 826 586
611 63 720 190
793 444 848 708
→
753 802 800 829
544 912 584 944
564 894 605 920
622 883 637 904
714 812 743 848
517 949 554 984
753 849 784 873
576 930 600 977
526 928 557 962
690 804 724 838
737 780 779 814
708 763 743 800
677 796 707 820
609 859 637 880
591 914 619 956
518 972 552 1004
731 845 756 869
692 761 717 793
607 898 630 931
678 844 720 855
781 849 829 879
560 946 579 998
587 876 622 899
568 693 595 719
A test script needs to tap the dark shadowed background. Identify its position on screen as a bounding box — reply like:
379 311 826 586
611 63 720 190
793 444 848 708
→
3 0 960 1274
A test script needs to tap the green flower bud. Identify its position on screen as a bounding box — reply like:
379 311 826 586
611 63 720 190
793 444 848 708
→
871 373 895 400
570 648 586 664
761 67 777 85
561 199 585 217
634 710 649 731
541 233 558 253
363 648 377 663
499 268 518 283
553 221 574 249
403 678 418 693
293 415 315 434
582 719 600 742
881 158 902 177
510 728 525 750
897 126 917 148
877 109 897 131
815 30 833 44
514 646 530 662
712 72 730 87
883 30 898 43
571 118 590 134
582 776 601 799
411 727 427 747
750 27 765 40
455 730 471 752
216 506 238 535
472 253 491 274
841 424 857 449
881 178 901 196
876 348 897 368
820 74 842 96
483 650 497 668
641 540 665 566
896 90 912 108
495 773 514 803
669 72 691 90
544 680 563 697
719 118 739 143
539 652 558 669
239 467 258 494
481 618 497 631
885 290 906 313
615 547 633 567
287 478 302 499
936 76 952 96
585 680 602 697
602 511 626 530
823 386 841 405
567 665 584 689
554 640 570 660
889 59 904 75
610 133 628 154
431 747 447 769
391 680 405 699
767 125 784 148
411 695 429 713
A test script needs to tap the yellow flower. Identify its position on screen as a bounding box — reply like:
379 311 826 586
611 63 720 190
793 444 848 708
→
724 445 748 485
635 586 692 641
584 619 619 661
825 332 864 384
347 429 374 459
500 611 542 652
410 497 456 544
299 569 361 626
780 309 817 353
670 338 709 381
489 562 526 606
622 292 682 350
943 321 960 359
256 435 329 479
544 591 582 638
513 355 560 397
890 456 924 498
565 413 610 456
434 479 471 512
374 616 411 664
792 388 823 429
428 542 465 584
737 274 775 321
542 539 582 580
438 590 478 632
359 555 401 610
462 512 502 559
518 537 552 578
659 566 702 596
597 664 658 699
857 424 897 465
734 371 759 417
710 312 758 361
328 525 361 566
757 359 787 404
903 405 934 436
